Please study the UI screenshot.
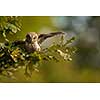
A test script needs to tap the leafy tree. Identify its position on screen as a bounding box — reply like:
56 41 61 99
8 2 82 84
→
0 16 76 78
0 16 22 41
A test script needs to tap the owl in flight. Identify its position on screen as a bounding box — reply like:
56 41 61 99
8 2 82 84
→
12 32 65 53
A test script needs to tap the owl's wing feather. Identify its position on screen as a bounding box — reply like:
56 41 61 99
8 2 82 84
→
12 40 25 46
38 32 65 44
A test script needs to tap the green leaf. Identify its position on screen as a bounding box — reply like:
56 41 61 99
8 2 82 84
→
2 30 6 38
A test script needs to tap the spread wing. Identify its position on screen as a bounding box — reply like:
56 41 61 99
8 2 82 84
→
12 40 25 46
38 32 65 44
11 40 26 51
11 40 25 49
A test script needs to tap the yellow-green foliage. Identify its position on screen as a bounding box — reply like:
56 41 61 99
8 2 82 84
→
0 16 22 41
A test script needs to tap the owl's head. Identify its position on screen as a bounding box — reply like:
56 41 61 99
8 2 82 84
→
25 32 38 43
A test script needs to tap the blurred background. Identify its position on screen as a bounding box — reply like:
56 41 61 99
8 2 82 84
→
1 16 100 82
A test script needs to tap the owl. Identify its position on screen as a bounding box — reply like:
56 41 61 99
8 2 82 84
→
12 32 65 53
